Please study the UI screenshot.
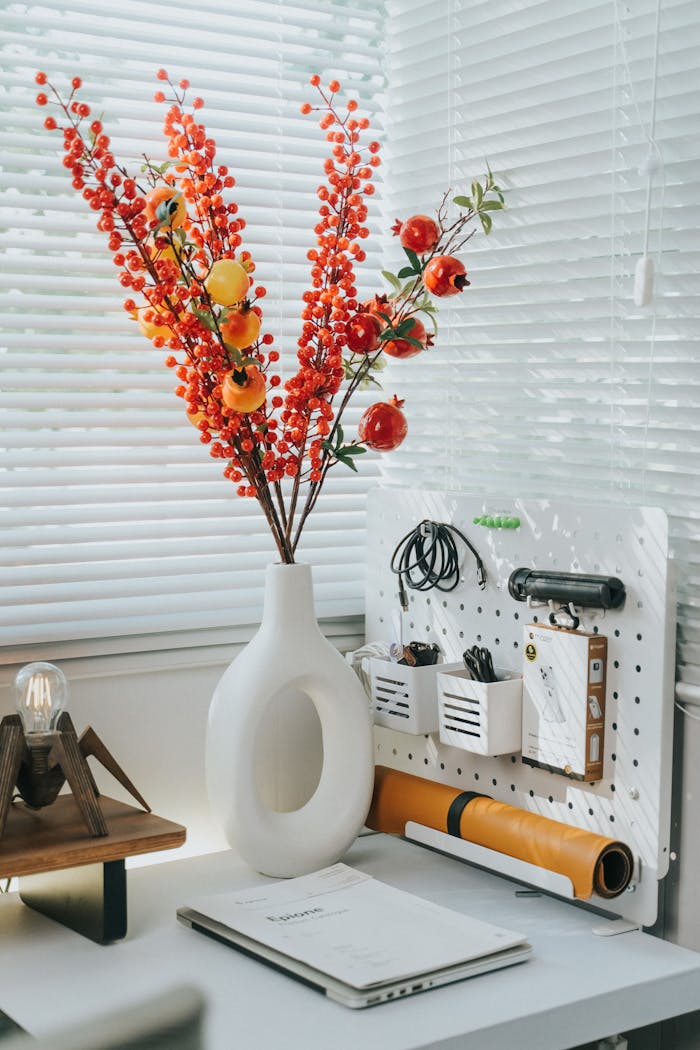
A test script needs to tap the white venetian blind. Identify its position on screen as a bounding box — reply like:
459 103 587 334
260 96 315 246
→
382 0 700 687
0 0 386 654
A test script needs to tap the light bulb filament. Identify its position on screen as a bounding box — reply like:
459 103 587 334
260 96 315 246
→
14 662 68 736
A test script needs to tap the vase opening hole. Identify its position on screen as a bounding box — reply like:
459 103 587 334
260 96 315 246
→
254 686 323 813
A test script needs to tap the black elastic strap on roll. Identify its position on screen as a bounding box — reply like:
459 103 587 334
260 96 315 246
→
447 792 488 837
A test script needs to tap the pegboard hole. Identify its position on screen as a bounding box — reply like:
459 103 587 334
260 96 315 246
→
635 696 640 705
442 600 448 608
426 597 431 606
609 815 615 823
593 626 599 634
442 628 447 635
514 612 520 620
459 631 464 639
457 767 462 776
495 609 501 617
636 665 641 673
379 616 384 623
568 801 574 809
459 603 464 612
613 691 618 700
637 633 642 641
514 641 519 649
424 757 429 765
612 753 617 762
614 660 619 669
511 755 517 764
409 621 415 629
477 606 483 614
511 784 516 792
492 778 498 787
548 795 553 803
494 638 500 645
633 759 639 767
611 783 616 792
392 748 397 755
614 629 620 638
533 615 539 623
408 752 413 761
588 808 594 816
440 762 445 770
476 634 482 642
474 772 480 781
634 727 640 736
612 722 617 731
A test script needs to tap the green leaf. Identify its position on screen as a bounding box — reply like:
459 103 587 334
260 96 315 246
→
401 335 426 350
336 424 344 446
418 306 438 334
394 318 416 337
321 440 335 454
223 343 244 365
453 195 472 209
480 212 493 235
333 449 358 470
471 180 483 207
339 444 367 456
381 270 402 292
359 374 382 390
397 266 416 279
400 278 421 298
376 311 394 326
403 247 422 272
480 200 504 212
192 306 217 331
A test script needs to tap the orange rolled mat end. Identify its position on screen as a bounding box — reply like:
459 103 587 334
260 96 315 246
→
367 766 634 900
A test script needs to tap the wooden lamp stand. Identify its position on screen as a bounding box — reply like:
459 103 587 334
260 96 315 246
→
0 712 185 943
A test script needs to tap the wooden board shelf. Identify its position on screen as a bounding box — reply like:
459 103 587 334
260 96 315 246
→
0 796 186 943
0 795 186 879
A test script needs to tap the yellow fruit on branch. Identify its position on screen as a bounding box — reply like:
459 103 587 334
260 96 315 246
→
220 305 261 350
204 259 250 306
145 187 186 229
221 364 266 414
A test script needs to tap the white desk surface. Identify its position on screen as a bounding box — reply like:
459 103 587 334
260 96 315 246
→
1 833 700 1050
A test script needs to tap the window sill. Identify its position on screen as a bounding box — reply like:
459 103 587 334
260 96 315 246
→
0 616 365 685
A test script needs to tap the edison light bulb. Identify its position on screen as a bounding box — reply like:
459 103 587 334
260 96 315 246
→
13 662 68 735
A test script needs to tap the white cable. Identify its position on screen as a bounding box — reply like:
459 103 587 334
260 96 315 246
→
675 701 700 725
614 0 664 306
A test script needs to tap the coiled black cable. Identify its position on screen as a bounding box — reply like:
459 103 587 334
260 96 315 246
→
390 520 486 610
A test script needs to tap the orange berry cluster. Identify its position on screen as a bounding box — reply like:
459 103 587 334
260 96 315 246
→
36 70 284 504
279 77 380 483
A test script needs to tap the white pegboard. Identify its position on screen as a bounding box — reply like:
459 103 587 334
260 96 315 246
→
365 490 676 927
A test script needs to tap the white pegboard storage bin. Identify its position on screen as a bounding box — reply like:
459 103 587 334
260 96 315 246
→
437 669 522 756
369 657 463 735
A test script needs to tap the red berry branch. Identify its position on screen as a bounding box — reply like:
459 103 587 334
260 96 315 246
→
35 71 504 564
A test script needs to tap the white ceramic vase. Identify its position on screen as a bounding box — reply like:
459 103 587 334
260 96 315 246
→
205 562 375 877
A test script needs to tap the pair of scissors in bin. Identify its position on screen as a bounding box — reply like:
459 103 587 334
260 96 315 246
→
462 645 497 683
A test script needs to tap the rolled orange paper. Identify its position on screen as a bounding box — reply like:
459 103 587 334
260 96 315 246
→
367 766 633 900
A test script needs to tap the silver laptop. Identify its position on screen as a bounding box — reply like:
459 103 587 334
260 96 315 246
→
177 865 531 1009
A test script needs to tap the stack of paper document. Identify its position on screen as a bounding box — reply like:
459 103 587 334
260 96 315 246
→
177 863 531 1008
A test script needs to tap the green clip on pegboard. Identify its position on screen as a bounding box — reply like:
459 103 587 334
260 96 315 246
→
473 514 520 529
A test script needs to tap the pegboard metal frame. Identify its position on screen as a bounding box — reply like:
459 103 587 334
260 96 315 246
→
365 490 676 927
